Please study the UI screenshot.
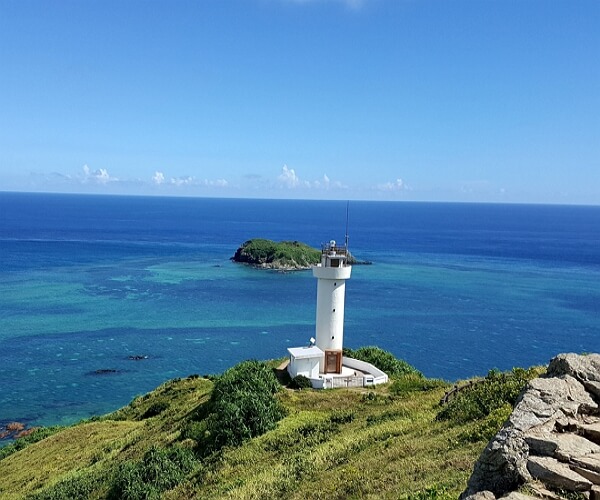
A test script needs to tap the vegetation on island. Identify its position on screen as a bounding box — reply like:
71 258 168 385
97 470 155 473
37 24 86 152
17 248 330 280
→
0 348 543 499
232 239 321 269
231 238 371 270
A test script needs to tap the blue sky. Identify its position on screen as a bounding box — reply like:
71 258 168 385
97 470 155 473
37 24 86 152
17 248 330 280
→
1 0 598 203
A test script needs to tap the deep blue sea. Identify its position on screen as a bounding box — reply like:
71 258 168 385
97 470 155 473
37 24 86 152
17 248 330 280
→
1 192 600 432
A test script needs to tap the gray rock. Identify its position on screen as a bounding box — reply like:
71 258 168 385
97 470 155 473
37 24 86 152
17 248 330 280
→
572 465 600 485
547 353 600 385
498 493 538 500
527 455 592 491
585 381 600 400
462 354 600 499
460 428 531 498
581 423 600 445
524 429 600 461
463 491 496 500
510 376 597 432
526 482 563 499
571 455 600 474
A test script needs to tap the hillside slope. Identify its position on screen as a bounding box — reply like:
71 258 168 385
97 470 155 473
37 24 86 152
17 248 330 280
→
0 354 538 499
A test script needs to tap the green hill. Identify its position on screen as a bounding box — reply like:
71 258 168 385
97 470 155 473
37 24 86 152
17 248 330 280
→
231 239 322 269
0 350 541 499
231 239 370 270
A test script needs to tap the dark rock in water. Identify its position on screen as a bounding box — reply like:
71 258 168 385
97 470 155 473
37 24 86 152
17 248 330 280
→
349 256 373 265
0 421 37 441
127 355 148 361
90 369 119 375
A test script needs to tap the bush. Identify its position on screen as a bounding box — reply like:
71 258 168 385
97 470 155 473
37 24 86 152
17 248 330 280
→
390 374 447 395
401 485 454 500
457 403 513 443
437 367 541 423
209 360 280 405
329 409 355 424
108 445 197 500
288 375 312 390
141 400 169 419
264 419 339 453
366 409 411 427
201 390 285 452
344 346 422 378
29 470 103 500
196 360 286 455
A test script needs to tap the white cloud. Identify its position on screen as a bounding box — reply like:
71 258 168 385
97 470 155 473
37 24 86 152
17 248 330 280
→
152 171 165 185
276 165 346 191
210 178 229 187
151 174 230 189
278 164 301 188
377 178 407 192
170 176 194 186
82 164 116 184
196 178 229 187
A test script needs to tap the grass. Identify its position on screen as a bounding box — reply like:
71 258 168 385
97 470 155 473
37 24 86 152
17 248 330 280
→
0 357 535 499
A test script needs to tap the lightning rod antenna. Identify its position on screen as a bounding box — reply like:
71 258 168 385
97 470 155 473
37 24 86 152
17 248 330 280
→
344 200 350 251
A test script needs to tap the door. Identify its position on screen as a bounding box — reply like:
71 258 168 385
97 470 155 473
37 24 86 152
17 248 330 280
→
325 350 342 374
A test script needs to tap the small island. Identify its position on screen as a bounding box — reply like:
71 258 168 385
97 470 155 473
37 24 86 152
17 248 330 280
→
231 238 371 270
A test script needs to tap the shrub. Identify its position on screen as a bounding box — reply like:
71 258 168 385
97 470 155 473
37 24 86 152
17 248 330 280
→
141 400 169 419
437 367 541 423
329 409 355 424
401 485 454 500
29 470 103 500
196 360 286 455
181 420 207 442
457 403 513 443
344 346 422 378
366 409 410 427
264 419 339 453
288 375 312 390
209 360 280 405
390 374 447 395
108 445 197 500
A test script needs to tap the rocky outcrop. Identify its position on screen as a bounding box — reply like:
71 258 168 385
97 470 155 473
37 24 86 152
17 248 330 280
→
462 353 600 499
0 421 38 440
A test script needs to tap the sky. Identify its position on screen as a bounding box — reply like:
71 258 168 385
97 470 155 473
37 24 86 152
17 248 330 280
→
0 0 598 203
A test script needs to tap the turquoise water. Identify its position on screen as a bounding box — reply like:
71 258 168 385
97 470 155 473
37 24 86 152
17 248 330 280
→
1 193 599 430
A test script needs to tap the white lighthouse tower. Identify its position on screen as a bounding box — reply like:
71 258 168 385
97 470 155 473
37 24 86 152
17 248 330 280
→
313 240 351 374
286 216 388 388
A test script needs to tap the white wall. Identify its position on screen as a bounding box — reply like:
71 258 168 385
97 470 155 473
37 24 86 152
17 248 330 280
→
315 278 346 353
342 357 389 384
289 356 320 379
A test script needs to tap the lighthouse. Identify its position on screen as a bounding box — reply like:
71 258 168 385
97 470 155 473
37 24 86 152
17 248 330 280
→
286 229 388 388
313 240 351 374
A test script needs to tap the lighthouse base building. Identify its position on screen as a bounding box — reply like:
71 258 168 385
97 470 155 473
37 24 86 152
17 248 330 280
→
287 240 388 389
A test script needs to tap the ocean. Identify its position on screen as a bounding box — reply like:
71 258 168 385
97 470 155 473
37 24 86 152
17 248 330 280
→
1 192 599 430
